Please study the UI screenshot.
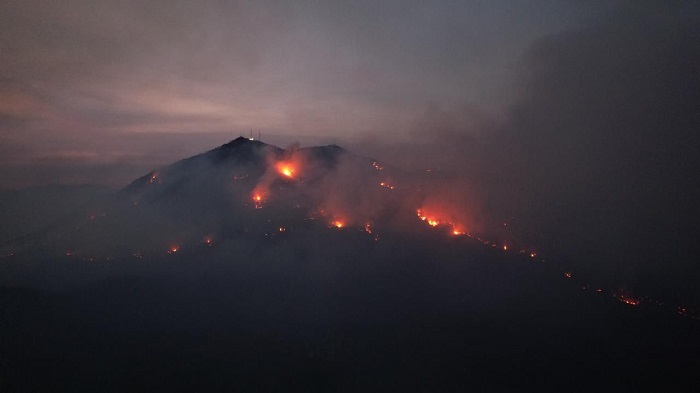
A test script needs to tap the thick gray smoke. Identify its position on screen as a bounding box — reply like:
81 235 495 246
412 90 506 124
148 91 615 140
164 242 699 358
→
352 5 700 301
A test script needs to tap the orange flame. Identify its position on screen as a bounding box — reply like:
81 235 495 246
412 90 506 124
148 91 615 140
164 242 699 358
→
417 208 468 235
251 189 266 209
330 220 345 228
275 161 297 179
617 296 640 306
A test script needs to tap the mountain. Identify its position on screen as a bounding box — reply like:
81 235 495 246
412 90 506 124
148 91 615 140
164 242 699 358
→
1 137 422 260
0 137 698 391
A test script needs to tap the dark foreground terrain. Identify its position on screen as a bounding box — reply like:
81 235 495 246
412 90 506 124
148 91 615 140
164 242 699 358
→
1 230 698 392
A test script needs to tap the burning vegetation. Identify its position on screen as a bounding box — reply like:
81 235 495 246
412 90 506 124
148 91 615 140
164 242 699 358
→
12 136 696 324
416 208 467 236
275 161 297 179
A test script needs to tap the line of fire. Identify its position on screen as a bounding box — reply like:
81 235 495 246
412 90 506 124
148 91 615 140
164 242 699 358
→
2 141 695 322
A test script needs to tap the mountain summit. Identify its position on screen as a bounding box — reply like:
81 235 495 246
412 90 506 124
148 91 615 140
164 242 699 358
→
11 137 421 257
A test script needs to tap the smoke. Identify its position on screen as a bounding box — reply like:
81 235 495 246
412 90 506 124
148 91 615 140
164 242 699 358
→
350 4 700 300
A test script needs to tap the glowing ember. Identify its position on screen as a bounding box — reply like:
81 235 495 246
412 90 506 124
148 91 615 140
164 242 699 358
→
251 192 266 209
204 237 212 246
149 172 159 184
530 252 537 258
372 161 383 170
503 245 508 251
330 220 345 228
364 223 373 234
452 229 464 236
168 246 179 254
564 272 572 278
616 295 640 306
279 227 286 232
379 182 395 190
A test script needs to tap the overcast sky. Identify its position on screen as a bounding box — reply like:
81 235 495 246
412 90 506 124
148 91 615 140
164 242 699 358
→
0 0 626 188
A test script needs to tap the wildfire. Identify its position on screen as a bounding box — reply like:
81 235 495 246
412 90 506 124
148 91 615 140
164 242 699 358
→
330 220 345 228
372 161 383 171
416 209 467 236
379 182 395 190
275 162 297 179
203 237 212 246
168 245 179 254
279 227 286 232
616 295 640 306
149 172 159 184
251 191 266 209
364 223 373 234
564 272 572 278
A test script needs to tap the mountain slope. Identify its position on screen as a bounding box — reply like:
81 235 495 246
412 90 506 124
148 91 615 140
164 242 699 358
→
0 137 698 391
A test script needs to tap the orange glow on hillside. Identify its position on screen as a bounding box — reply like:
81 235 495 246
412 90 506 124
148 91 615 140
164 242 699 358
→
330 220 345 228
275 161 297 179
168 245 179 254
616 295 640 306
416 208 467 235
251 188 267 209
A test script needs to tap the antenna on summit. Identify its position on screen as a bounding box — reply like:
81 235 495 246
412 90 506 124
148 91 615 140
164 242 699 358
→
258 130 261 141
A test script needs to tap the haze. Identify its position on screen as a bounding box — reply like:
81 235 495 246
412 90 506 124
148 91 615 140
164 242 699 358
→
1 0 699 291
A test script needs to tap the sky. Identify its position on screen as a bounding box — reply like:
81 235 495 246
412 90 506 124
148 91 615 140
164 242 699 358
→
0 0 623 188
